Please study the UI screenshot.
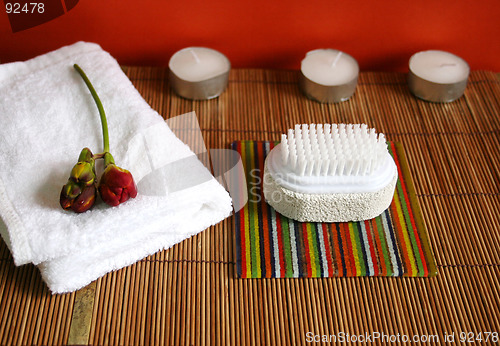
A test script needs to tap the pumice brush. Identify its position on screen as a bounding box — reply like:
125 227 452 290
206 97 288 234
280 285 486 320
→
263 124 398 222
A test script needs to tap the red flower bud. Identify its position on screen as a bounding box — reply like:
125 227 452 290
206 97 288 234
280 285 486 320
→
98 163 137 207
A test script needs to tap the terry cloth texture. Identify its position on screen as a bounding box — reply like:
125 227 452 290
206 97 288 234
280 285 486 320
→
0 42 232 293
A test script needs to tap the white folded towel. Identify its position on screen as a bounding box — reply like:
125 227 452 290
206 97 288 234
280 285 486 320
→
0 42 233 293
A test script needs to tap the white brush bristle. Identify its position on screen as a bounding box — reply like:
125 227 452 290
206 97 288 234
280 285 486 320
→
280 124 388 176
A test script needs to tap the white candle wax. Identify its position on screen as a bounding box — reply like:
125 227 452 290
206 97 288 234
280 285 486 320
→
169 47 230 82
409 50 469 84
299 49 359 103
301 49 359 86
408 50 469 102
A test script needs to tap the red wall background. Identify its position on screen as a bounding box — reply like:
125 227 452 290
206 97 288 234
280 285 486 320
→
1 0 500 71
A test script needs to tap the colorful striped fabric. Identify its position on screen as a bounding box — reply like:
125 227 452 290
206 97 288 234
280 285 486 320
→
233 141 437 278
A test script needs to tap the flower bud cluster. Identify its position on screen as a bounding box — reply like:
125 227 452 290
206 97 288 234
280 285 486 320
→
59 64 138 213
60 150 137 213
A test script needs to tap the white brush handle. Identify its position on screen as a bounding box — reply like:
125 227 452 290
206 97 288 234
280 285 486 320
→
266 144 397 194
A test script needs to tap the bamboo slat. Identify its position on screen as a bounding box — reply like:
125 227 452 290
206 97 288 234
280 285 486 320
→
0 69 499 345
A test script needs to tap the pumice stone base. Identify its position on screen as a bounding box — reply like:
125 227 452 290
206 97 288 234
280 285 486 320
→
263 165 398 223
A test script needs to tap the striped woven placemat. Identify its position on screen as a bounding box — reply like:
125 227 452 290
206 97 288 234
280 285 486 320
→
233 140 437 278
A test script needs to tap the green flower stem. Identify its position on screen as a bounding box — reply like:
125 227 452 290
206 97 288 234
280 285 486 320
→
73 64 110 153
103 152 115 167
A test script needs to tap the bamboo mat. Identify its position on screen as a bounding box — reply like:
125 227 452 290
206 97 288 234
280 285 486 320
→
0 69 499 345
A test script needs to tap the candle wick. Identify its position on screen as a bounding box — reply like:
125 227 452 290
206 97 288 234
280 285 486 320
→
440 63 457 67
331 51 343 67
189 49 201 64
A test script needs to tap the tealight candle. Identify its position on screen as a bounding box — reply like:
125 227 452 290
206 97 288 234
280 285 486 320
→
169 47 231 100
408 50 469 102
299 49 359 103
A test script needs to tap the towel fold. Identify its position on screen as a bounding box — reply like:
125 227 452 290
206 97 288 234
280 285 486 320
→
0 42 233 293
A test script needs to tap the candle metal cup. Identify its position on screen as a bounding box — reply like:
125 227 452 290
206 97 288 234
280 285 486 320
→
408 70 468 103
407 50 469 103
169 69 230 100
299 50 359 103
299 72 358 103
